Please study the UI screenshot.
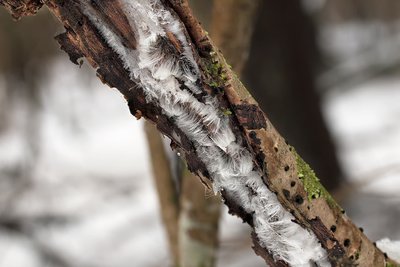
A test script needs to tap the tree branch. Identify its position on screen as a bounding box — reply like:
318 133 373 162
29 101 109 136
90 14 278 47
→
0 0 397 266
0 0 42 19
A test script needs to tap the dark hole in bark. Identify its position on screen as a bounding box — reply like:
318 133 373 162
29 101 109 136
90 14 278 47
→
344 239 350 247
282 189 290 199
330 225 337 233
284 165 290 172
249 131 257 139
294 195 304 205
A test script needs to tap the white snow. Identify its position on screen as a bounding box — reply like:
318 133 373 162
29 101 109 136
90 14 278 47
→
377 238 400 262
325 77 400 195
0 58 168 267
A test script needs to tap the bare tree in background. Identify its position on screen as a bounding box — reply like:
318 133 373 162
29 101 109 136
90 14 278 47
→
243 0 344 191
0 8 58 219
0 8 76 267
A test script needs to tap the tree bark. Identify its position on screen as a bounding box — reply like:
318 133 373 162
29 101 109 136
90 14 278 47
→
0 0 397 266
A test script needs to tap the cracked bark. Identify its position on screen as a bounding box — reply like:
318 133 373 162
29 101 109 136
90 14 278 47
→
0 0 398 266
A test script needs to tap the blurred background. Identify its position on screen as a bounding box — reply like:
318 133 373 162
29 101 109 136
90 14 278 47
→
1 0 400 266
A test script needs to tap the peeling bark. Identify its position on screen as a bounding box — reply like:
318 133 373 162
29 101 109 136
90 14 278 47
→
0 0 398 266
0 0 42 19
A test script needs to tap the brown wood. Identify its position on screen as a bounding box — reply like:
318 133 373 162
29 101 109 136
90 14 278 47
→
0 0 398 266
88 0 137 50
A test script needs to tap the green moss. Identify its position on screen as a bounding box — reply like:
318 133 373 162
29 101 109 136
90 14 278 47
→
221 108 232 116
203 51 228 89
208 81 220 88
354 251 360 260
78 58 84 68
206 60 224 78
386 263 400 267
292 148 338 208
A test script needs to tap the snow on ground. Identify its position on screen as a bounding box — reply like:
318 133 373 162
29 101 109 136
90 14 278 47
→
325 77 400 195
0 58 168 267
377 238 400 262
325 77 400 241
319 21 400 89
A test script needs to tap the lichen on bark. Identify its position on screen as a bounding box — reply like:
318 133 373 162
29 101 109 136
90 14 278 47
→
292 147 338 208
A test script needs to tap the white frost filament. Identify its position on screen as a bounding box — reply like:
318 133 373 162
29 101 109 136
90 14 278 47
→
82 0 330 266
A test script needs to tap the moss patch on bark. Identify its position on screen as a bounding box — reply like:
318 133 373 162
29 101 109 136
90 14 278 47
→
292 148 339 209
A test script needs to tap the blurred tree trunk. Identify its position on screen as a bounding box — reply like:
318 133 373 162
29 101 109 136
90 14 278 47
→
322 0 400 22
243 0 344 190
178 167 220 267
0 9 58 212
144 123 180 266
210 0 261 75
188 0 212 29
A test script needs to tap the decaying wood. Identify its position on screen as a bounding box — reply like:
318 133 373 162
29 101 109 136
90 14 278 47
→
0 0 398 266
0 0 42 19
